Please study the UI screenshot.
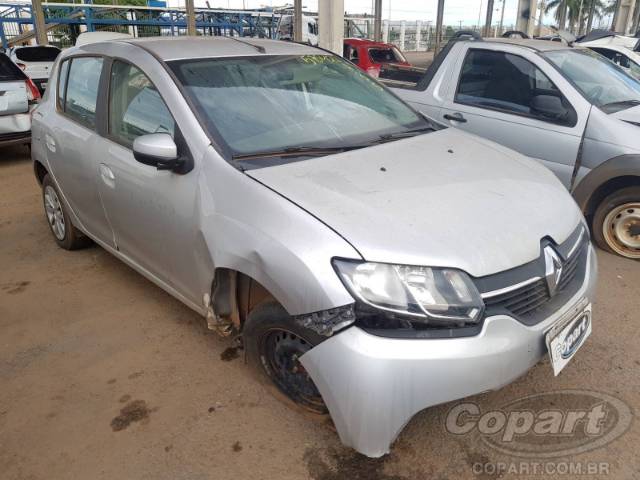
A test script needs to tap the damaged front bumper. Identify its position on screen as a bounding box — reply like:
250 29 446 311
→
300 246 598 458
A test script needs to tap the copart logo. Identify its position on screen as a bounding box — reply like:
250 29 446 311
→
445 390 633 458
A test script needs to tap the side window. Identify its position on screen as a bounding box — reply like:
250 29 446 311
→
56 59 69 109
108 60 175 148
456 49 569 122
64 57 103 129
590 47 617 61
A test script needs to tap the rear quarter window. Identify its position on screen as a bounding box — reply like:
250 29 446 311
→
15 46 61 63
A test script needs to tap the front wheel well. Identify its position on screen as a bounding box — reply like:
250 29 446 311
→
33 160 48 186
209 268 276 333
583 176 640 218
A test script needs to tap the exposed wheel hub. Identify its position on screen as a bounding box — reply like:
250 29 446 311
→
604 203 640 259
261 329 327 414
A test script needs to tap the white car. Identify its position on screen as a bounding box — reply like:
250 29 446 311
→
0 51 39 148
8 45 61 94
578 30 640 79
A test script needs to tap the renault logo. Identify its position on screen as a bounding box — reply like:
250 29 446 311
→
544 246 563 296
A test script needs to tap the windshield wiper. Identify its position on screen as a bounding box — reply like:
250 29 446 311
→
376 125 435 143
232 145 366 161
599 99 640 111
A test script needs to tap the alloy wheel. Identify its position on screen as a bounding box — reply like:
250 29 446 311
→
44 185 66 241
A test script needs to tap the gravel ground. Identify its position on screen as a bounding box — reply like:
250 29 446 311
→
1 145 638 480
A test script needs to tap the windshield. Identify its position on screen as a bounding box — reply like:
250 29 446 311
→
169 54 427 160
14 46 60 62
544 49 640 113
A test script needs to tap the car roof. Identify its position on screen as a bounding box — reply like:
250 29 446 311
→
484 38 573 52
344 37 395 48
113 36 322 61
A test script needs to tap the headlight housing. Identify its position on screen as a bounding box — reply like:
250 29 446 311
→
333 259 484 326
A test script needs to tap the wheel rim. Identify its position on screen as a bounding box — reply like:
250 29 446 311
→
44 185 66 241
259 328 327 414
603 202 640 259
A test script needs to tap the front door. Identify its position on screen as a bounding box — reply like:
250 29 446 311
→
441 45 591 187
95 59 199 301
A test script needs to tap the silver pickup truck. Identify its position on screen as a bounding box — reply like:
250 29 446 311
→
385 37 640 260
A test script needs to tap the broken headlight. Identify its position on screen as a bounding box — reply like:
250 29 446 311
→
333 259 484 325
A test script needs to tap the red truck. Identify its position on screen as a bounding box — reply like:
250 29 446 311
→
343 38 410 77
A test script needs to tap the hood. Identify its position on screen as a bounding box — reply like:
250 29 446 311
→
586 105 640 152
247 129 583 278
611 104 640 125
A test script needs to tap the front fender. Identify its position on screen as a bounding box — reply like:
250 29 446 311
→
195 148 360 315
572 154 640 213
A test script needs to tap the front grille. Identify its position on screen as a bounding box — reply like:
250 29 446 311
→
478 226 588 324
484 278 550 317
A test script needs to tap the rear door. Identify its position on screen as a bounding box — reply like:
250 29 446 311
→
44 55 115 247
440 44 591 187
0 54 28 116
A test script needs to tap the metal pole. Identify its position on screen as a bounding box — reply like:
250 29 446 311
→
586 0 596 32
373 0 382 42
294 0 302 42
31 0 48 45
484 0 495 37
499 0 506 35
434 0 445 54
611 0 622 31
186 0 196 36
537 0 546 36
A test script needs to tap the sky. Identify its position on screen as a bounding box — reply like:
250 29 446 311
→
170 0 523 27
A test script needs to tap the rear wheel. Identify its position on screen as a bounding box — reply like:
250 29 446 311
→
42 174 91 250
592 186 640 260
243 301 328 416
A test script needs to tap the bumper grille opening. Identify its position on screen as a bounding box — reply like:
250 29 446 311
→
480 235 588 324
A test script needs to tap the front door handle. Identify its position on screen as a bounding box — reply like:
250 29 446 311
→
99 163 115 188
45 133 56 153
443 113 468 123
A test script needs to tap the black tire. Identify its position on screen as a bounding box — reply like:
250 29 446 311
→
592 186 640 260
243 301 329 416
42 174 91 250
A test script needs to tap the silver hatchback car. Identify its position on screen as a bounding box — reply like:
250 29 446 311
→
32 37 597 457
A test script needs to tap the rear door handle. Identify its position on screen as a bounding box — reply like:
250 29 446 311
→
443 113 468 123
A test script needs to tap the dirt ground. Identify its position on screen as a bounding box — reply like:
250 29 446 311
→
1 145 639 480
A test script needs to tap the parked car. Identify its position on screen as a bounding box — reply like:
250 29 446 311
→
8 45 61 94
32 37 597 457
577 30 640 79
277 14 318 46
75 31 133 46
343 37 410 77
0 51 40 148
383 37 640 259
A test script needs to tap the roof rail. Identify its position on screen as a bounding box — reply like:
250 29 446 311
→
502 30 529 39
451 30 483 41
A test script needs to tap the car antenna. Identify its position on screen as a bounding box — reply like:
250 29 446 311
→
227 37 266 54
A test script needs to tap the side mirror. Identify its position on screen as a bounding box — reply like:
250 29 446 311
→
133 133 183 171
531 95 570 123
